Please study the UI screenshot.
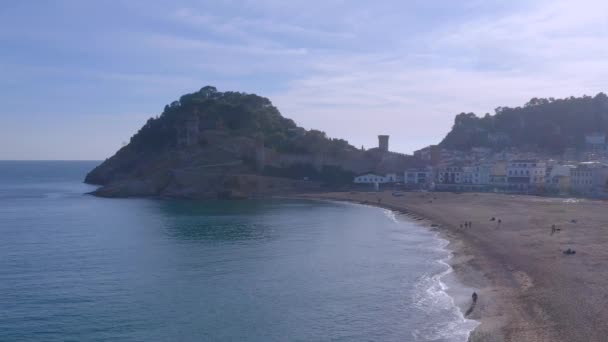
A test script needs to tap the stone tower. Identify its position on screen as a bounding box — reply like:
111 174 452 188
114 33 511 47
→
378 135 389 152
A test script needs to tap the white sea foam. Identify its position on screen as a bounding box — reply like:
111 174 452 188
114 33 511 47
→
316 200 481 341
410 232 480 342
383 208 399 223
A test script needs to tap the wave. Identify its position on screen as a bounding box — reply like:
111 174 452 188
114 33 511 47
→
383 209 399 223
411 233 480 341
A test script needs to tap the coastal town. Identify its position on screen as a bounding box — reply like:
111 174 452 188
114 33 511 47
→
354 133 608 197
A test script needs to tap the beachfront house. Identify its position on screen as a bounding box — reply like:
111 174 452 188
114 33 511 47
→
353 172 396 184
471 163 492 185
436 165 464 185
570 162 608 195
404 167 433 187
507 160 546 192
571 164 594 194
435 164 485 191
546 164 573 194
489 161 508 190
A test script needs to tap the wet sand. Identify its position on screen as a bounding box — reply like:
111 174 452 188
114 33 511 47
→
297 191 608 342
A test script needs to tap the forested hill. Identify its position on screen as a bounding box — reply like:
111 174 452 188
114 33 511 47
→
440 93 608 153
124 86 356 155
84 86 367 197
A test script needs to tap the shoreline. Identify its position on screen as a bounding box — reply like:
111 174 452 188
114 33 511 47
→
293 191 572 342
294 195 489 341
320 197 481 341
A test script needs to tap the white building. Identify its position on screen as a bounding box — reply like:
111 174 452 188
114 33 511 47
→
435 164 490 191
570 162 608 195
571 165 594 193
507 160 546 191
404 167 433 186
437 165 464 184
353 173 396 184
471 163 492 185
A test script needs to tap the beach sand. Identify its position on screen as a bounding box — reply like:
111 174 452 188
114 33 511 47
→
298 191 608 342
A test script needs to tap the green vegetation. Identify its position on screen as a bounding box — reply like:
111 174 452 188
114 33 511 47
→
440 93 608 153
127 86 356 155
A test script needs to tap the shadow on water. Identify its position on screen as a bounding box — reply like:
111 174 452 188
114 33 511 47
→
156 198 327 243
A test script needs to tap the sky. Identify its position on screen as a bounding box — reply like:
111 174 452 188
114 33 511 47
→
2 0 608 160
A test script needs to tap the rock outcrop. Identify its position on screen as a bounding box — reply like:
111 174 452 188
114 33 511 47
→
86 86 409 198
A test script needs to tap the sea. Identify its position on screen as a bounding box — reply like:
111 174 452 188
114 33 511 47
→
0 161 478 341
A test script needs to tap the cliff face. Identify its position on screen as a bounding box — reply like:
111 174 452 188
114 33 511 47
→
86 86 392 198
440 93 608 153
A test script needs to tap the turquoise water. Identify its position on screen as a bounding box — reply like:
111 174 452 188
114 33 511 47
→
0 161 477 341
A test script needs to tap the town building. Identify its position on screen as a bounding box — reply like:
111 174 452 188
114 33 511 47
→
545 164 572 194
353 172 397 184
437 165 464 185
385 173 398 183
354 173 387 184
570 162 608 195
585 133 606 151
404 167 433 187
507 160 546 191
471 163 492 185
489 161 508 189
414 145 442 166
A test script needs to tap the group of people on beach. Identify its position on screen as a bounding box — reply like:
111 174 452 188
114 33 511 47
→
549 222 579 255
490 217 502 227
460 221 473 229
551 224 562 235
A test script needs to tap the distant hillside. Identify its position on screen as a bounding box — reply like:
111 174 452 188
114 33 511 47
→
85 86 406 198
440 93 608 153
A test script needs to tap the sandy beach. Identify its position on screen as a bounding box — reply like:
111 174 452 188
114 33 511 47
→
298 191 608 342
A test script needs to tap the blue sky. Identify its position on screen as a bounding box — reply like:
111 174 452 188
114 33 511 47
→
2 0 608 159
